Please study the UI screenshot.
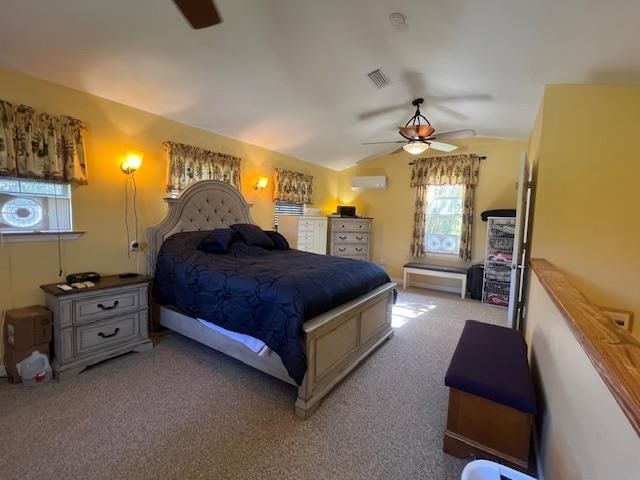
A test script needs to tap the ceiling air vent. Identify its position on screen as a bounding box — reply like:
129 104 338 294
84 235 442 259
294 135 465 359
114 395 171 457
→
367 69 391 89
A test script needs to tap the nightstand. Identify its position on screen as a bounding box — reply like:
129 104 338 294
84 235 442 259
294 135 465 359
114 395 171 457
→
40 275 153 379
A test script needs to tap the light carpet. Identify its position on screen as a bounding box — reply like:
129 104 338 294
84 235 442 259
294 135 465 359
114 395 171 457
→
0 288 506 480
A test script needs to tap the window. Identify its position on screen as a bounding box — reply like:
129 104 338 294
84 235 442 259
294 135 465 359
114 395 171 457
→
274 201 304 228
425 184 464 255
0 179 72 233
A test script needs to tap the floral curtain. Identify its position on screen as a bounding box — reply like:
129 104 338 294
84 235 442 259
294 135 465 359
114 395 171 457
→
272 168 313 204
164 141 241 192
0 100 88 183
410 154 481 261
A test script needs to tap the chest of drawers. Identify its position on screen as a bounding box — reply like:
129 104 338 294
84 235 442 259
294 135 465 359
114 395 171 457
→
41 275 153 379
278 215 328 254
328 217 373 261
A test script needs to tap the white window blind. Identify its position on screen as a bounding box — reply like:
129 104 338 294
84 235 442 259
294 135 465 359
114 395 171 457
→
274 201 304 227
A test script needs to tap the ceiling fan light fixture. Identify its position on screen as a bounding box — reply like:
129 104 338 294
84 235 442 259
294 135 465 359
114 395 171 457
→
403 142 429 155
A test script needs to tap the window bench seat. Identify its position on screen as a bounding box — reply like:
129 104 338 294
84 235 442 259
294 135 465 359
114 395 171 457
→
402 263 468 299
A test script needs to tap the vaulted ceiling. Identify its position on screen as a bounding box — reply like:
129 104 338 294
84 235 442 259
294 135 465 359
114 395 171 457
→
1 0 638 170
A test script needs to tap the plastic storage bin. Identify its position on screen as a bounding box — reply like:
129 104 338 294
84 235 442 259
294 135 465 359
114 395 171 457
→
461 460 536 480
17 350 52 386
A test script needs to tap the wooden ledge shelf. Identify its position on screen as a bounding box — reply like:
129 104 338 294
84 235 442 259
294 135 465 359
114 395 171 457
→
530 258 640 435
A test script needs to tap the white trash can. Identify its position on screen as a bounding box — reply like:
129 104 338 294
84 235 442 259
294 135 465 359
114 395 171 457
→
461 460 536 480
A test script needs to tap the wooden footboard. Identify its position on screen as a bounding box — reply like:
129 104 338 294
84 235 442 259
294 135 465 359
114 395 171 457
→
295 282 396 418
154 282 395 419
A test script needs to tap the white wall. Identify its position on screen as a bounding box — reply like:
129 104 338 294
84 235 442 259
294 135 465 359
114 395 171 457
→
525 275 640 479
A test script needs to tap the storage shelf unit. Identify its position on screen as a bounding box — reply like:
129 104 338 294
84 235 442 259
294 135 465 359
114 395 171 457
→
482 217 516 307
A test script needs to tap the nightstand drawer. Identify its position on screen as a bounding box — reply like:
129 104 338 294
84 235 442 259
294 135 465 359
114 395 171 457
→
334 232 369 244
73 288 140 325
75 313 140 356
332 220 370 232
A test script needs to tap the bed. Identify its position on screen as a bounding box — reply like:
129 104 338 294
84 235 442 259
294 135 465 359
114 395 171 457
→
147 180 395 418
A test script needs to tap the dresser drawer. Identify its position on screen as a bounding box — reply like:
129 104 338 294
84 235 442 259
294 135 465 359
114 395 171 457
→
332 219 370 232
333 232 369 244
333 244 368 256
298 231 316 243
341 255 368 261
75 312 140 356
298 218 320 231
73 288 141 325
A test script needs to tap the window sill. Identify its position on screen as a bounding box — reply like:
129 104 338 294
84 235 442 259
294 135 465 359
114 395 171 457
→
0 231 85 243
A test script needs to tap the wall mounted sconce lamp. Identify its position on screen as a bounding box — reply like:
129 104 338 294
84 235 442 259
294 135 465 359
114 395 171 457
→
121 152 143 175
254 176 269 190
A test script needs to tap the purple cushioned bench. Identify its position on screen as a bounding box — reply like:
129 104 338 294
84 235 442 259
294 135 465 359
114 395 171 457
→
443 320 537 470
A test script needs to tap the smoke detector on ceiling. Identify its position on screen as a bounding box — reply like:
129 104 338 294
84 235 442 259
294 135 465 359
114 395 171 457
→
389 12 408 31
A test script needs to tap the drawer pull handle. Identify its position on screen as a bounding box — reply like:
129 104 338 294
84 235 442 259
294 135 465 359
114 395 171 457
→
355 236 363 240
356 247 363 252
98 328 120 339
338 235 347 240
338 247 346 252
97 300 119 311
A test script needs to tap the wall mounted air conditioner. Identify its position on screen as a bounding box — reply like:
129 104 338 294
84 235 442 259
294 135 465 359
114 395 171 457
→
350 176 388 191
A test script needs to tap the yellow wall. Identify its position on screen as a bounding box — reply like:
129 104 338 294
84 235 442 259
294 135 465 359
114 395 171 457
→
337 137 526 280
530 84 640 337
0 68 339 361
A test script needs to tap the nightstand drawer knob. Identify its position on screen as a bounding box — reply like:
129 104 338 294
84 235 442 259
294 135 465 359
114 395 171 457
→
97 301 119 311
98 327 120 339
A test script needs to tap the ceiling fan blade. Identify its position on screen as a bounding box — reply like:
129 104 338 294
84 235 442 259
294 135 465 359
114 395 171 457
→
428 129 476 141
427 141 458 152
399 125 435 139
173 0 222 29
357 104 405 121
362 140 407 145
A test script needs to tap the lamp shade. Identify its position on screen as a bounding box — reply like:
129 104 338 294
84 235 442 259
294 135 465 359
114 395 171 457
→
254 176 269 190
403 142 430 155
121 152 143 174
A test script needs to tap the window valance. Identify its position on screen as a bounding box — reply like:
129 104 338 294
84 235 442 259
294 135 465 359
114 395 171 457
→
272 168 313 204
0 99 88 184
410 154 480 187
164 141 241 192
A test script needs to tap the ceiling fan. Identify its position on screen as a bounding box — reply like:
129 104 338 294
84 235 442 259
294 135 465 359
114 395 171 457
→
173 0 222 29
362 98 476 155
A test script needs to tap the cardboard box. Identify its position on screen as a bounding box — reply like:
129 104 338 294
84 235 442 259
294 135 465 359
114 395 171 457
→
3 305 52 350
4 343 50 384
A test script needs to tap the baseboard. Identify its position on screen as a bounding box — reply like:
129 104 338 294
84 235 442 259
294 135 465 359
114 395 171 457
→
390 277 462 296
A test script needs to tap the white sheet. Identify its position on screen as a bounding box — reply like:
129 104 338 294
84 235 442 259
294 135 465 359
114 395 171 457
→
197 319 269 355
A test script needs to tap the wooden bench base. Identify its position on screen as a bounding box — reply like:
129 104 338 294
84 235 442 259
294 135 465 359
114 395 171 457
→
443 388 532 470
403 266 467 298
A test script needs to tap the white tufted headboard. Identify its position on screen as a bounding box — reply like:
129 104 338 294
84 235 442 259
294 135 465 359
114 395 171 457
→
146 180 254 273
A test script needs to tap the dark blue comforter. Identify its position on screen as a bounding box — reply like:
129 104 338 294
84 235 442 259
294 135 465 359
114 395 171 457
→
153 232 390 385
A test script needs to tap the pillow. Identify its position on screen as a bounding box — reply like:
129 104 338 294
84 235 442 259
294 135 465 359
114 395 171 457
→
264 231 289 250
230 223 275 249
198 228 238 253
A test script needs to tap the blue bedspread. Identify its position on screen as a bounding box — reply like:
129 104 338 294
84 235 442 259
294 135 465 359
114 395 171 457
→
153 232 391 385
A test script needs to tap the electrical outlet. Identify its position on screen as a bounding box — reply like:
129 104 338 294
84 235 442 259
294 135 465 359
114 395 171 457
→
129 240 140 252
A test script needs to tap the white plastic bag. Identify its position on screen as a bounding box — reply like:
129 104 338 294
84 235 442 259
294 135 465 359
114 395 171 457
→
17 351 52 386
